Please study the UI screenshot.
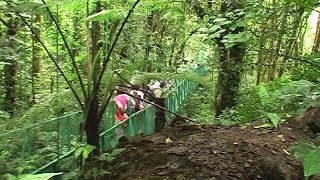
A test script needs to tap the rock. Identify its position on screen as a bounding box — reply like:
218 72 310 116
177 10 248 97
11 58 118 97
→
166 146 189 155
309 175 320 180
296 106 320 134
261 157 304 180
244 163 250 168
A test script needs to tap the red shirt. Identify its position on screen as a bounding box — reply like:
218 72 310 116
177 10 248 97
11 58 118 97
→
114 94 128 121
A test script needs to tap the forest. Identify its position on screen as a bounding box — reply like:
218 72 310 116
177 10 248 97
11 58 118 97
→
0 0 320 179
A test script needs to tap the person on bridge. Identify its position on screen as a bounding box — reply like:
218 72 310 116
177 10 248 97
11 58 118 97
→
114 87 135 139
130 88 145 112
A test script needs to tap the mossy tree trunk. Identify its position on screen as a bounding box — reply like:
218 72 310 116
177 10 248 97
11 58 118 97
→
256 28 266 85
31 14 41 105
144 12 154 72
3 16 19 116
214 0 245 117
312 12 320 53
85 0 102 152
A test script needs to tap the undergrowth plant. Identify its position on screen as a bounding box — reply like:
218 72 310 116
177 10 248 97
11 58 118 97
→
2 172 62 180
179 86 215 123
291 141 320 178
64 144 127 180
219 77 320 128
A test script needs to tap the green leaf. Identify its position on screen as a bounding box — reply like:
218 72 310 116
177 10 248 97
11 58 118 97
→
101 155 116 162
235 20 246 27
0 62 12 66
220 20 232 26
266 113 281 128
225 12 234 17
225 42 235 49
86 9 126 22
293 0 318 12
303 149 320 177
110 148 126 156
203 15 210 23
198 27 209 33
229 25 237 31
208 32 221 39
213 17 228 23
291 141 320 177
18 172 63 180
2 174 17 180
82 145 96 159
291 141 317 159
74 147 84 158
15 1 41 13
253 123 274 129
208 25 221 33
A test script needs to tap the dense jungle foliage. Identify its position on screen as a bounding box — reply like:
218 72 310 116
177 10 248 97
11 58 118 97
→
1 0 320 179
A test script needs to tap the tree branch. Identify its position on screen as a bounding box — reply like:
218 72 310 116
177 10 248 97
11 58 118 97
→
112 70 156 101
41 0 87 101
115 89 198 124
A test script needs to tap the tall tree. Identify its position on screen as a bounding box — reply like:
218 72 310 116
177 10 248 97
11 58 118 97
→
278 5 304 77
215 0 246 117
312 12 320 53
31 14 41 104
1 14 19 116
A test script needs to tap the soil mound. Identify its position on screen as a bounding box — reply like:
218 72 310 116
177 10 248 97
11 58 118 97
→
96 123 316 180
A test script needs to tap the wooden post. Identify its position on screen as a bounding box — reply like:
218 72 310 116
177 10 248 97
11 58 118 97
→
155 97 166 132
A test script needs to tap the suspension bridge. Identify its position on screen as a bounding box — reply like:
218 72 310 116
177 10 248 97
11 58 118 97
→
0 67 206 178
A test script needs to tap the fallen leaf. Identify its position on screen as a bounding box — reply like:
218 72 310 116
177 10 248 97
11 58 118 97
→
166 138 172 143
283 149 290 155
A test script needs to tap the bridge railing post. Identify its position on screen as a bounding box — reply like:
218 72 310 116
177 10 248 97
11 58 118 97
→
154 97 166 132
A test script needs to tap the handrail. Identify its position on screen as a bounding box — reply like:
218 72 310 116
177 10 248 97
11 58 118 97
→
0 111 81 137
99 105 152 137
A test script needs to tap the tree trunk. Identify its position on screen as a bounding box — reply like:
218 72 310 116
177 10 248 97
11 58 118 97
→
214 0 245 117
156 19 165 72
31 14 41 105
312 12 320 53
91 0 102 85
268 4 289 81
266 0 276 82
168 34 177 67
85 96 100 153
155 98 166 132
72 13 80 61
3 17 18 116
208 0 213 9
256 28 266 85
278 6 304 77
84 1 103 151
191 0 205 20
0 15 2 37
120 18 133 61
85 0 92 79
144 13 154 72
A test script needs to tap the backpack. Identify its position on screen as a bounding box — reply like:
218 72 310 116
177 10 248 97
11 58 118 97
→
126 97 136 116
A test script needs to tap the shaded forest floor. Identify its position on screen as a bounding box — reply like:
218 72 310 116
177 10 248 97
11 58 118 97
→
88 120 319 180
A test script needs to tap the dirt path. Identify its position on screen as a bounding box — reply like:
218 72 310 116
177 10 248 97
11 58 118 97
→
93 122 317 180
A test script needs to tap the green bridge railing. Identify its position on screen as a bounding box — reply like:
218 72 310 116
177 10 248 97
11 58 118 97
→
0 67 206 177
